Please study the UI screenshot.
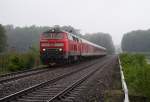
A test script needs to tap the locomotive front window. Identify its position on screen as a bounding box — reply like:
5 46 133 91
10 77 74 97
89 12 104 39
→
42 33 64 39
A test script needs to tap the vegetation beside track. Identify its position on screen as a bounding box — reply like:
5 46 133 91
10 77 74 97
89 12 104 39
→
120 53 150 101
0 49 40 75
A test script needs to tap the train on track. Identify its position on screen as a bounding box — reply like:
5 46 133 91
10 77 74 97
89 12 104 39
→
40 27 107 65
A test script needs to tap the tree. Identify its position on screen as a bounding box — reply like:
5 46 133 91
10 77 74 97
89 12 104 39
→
83 33 115 54
4 25 115 54
5 25 49 52
122 29 150 52
5 25 82 52
0 24 7 52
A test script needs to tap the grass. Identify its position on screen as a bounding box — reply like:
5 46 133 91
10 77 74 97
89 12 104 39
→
120 53 150 100
0 51 40 75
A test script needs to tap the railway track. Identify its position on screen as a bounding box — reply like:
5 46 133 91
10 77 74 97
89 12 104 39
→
0 58 106 99
0 63 81 84
0 66 50 84
0 56 113 102
51 58 115 102
48 63 109 102
0 59 95 84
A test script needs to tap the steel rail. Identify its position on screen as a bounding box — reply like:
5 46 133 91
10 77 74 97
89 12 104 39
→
47 58 111 102
0 67 50 84
0 59 97 84
0 60 100 102
0 66 48 78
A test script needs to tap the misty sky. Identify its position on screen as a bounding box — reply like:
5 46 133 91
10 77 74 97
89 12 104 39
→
0 0 150 45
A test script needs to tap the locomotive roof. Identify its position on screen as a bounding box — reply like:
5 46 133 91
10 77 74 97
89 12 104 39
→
44 28 64 33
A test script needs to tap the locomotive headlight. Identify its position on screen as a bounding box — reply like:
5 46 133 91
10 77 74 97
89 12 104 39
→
59 48 63 51
42 48 46 51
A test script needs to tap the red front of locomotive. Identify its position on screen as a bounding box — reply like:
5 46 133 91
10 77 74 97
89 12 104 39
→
40 30 69 64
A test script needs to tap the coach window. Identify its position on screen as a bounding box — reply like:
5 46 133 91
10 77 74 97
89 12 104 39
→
72 36 76 41
75 37 77 42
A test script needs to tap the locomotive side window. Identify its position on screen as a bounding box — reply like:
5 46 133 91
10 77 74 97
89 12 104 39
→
68 33 73 40
72 36 79 42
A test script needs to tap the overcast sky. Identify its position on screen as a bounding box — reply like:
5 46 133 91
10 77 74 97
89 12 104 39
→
0 0 150 45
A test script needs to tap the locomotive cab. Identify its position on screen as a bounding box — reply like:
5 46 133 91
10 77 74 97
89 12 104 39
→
40 29 68 64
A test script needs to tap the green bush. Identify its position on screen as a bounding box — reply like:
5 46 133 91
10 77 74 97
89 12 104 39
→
7 52 37 72
8 54 22 71
0 46 40 75
120 53 150 99
21 53 35 69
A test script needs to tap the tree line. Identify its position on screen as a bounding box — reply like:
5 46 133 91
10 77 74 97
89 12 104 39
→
83 33 115 54
0 24 115 54
0 24 7 52
122 29 150 52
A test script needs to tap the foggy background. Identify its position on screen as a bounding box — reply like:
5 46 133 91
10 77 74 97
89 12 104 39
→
0 0 150 45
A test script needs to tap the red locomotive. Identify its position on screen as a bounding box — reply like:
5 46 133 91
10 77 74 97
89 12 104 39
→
40 28 106 65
